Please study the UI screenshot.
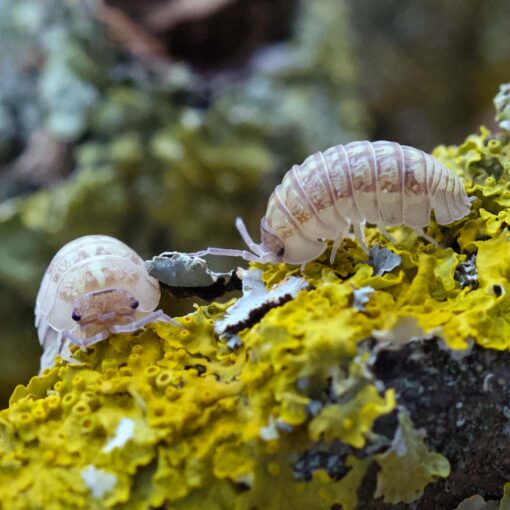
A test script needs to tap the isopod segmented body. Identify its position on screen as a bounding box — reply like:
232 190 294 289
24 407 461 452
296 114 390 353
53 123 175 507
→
35 235 175 370
191 140 473 265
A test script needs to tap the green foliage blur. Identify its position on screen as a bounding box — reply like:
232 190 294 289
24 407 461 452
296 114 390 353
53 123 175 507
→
0 0 366 404
1 0 509 406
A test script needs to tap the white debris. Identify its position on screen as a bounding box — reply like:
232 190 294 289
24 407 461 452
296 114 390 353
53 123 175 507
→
102 418 136 453
482 373 495 393
81 465 117 499
353 286 374 311
215 270 308 335
226 335 243 350
260 416 279 441
372 316 430 349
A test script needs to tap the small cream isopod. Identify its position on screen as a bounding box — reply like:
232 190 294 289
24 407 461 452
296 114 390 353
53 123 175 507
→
35 235 176 369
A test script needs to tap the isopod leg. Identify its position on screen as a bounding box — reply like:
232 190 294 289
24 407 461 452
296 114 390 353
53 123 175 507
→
352 222 369 254
56 331 65 354
61 329 93 351
412 227 439 247
378 226 397 245
235 217 262 256
40 331 77 372
156 311 183 329
110 309 182 334
79 331 109 349
188 247 261 262
329 235 345 264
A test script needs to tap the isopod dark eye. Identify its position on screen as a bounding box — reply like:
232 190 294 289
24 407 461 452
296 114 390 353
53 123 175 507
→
277 247 285 258
131 300 139 309
71 311 81 321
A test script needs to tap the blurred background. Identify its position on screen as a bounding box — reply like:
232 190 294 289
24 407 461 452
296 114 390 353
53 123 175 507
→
0 0 509 407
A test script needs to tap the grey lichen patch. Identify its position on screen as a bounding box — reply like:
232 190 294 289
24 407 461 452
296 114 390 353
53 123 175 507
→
215 269 308 335
293 440 352 482
368 246 401 277
454 254 479 290
147 252 230 287
146 252 241 300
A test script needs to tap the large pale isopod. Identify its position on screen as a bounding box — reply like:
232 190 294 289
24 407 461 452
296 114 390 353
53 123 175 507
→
191 140 473 265
35 235 175 369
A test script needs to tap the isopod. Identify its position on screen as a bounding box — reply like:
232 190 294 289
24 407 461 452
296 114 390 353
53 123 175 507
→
191 140 473 265
35 235 176 370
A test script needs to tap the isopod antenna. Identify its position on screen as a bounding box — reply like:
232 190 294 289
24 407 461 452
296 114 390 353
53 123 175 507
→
188 217 263 262
234 217 263 256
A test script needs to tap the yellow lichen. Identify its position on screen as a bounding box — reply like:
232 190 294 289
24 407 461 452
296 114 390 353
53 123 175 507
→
502 483 510 510
0 298 388 509
374 410 451 504
454 483 510 510
308 385 395 447
2 126 510 507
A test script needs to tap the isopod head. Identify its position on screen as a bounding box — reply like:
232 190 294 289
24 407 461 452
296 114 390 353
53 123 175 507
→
71 288 140 339
43 251 161 341
260 216 326 264
259 218 285 262
189 216 327 265
35 235 172 357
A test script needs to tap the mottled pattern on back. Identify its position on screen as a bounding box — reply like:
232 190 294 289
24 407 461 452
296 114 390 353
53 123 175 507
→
260 140 471 263
35 236 162 358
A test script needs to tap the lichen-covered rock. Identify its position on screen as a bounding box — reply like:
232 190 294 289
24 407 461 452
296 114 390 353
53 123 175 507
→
3 123 510 508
